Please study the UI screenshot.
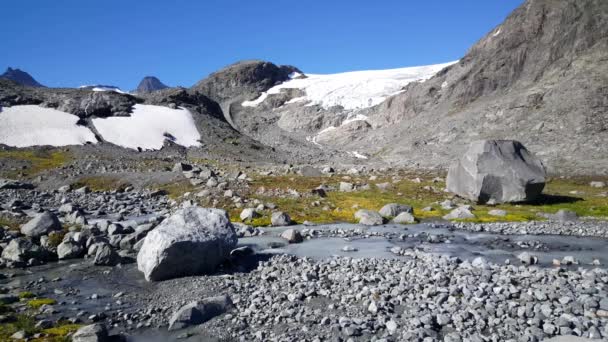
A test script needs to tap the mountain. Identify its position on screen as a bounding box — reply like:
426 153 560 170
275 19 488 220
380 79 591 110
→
0 67 44 87
218 0 608 174
134 76 169 94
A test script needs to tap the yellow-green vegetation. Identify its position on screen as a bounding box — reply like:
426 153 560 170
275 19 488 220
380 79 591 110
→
47 231 67 248
72 175 131 192
0 215 23 231
0 313 80 342
0 149 71 178
27 298 57 309
155 179 197 199
18 292 36 299
0 314 37 341
237 173 608 226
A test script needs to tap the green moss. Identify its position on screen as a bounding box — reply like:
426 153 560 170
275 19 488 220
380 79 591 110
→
155 179 197 200
27 298 56 309
72 176 131 192
18 292 35 299
0 314 37 341
0 215 23 231
41 323 82 339
0 149 71 178
243 173 608 225
47 231 66 248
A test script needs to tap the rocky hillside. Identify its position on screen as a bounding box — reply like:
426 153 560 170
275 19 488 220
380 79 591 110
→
219 0 607 174
0 67 44 87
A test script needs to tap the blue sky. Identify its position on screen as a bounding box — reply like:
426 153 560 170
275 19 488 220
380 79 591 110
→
1 0 522 90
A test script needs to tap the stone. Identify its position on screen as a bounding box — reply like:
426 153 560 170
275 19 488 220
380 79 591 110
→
173 162 192 172
20 211 62 238
168 295 234 330
488 209 507 217
517 252 538 265
443 206 475 220
137 207 237 281
339 182 354 192
93 244 121 266
590 181 605 188
280 229 303 243
57 240 85 260
1 238 46 263
271 211 292 226
240 208 260 222
72 323 109 342
446 140 546 203
392 212 417 224
379 203 413 218
354 210 384 226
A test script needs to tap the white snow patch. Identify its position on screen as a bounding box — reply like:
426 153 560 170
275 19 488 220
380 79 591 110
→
349 151 368 159
0 105 97 147
80 85 127 94
492 28 501 37
441 81 448 89
92 104 201 150
241 61 457 110
288 72 304 79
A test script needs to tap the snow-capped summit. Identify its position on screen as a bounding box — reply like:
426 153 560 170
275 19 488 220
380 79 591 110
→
134 76 169 94
0 67 44 87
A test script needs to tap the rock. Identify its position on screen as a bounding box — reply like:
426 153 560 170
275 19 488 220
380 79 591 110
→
20 212 62 238
271 211 292 226
173 162 192 172
0 179 34 190
392 211 416 224
354 210 384 226
379 203 413 218
488 209 507 217
75 186 90 194
339 182 354 192
72 323 109 342
554 209 578 221
443 207 475 220
446 140 546 203
57 240 85 260
11 330 28 339
1 238 46 263
280 229 303 243
240 208 260 222
590 181 606 188
517 252 538 265
93 244 121 266
168 295 234 331
137 207 237 281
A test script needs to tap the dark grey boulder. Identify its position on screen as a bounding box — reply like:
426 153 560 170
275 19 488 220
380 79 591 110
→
271 211 292 226
20 211 62 238
354 210 384 226
168 295 234 330
447 140 546 204
1 237 47 263
93 243 121 266
136 207 237 281
57 240 85 260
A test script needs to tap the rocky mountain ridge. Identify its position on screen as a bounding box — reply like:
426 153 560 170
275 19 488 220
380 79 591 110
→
0 67 44 87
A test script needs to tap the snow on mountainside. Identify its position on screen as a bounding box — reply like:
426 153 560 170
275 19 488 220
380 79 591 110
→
0 105 96 147
242 61 457 110
92 104 201 150
79 85 128 94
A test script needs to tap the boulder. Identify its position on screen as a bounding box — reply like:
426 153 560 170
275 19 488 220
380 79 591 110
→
168 295 234 331
280 228 303 243
20 212 62 238
392 212 417 224
93 244 121 266
354 210 384 226
57 240 85 260
339 182 354 192
240 208 260 222
443 206 475 220
1 238 47 263
271 211 292 226
379 204 413 218
446 140 546 204
72 323 109 342
137 207 237 281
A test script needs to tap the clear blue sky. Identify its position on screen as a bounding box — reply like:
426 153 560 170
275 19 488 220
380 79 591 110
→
1 0 522 90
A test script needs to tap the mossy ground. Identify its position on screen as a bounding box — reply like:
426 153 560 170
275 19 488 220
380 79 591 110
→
0 314 80 341
72 175 132 192
27 298 57 309
0 149 71 179
230 174 608 226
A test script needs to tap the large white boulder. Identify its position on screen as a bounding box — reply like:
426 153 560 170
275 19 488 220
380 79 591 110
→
137 207 237 281
447 140 546 204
